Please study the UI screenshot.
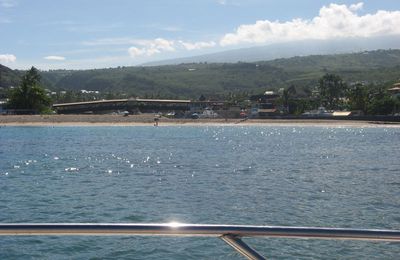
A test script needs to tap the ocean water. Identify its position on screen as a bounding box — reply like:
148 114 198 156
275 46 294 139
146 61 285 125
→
0 125 399 259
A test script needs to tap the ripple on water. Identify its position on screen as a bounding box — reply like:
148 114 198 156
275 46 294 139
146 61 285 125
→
0 126 399 259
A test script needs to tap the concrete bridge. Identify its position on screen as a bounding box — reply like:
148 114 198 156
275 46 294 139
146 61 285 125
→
52 98 201 114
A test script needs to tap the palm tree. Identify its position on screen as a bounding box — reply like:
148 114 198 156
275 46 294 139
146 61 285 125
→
347 83 367 112
318 74 347 110
282 85 297 113
8 67 51 113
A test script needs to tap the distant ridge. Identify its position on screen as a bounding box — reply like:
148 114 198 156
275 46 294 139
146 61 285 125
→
0 64 21 88
1 49 400 99
142 35 400 66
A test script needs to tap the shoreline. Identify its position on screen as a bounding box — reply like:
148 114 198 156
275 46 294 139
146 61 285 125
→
1 115 399 127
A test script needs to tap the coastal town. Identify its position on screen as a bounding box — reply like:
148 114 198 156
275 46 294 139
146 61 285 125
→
2 1 400 259
1 67 399 123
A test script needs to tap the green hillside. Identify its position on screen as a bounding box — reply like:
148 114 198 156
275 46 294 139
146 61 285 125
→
1 49 400 99
0 64 21 88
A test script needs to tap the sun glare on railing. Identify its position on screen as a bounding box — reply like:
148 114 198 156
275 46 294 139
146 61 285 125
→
168 222 183 228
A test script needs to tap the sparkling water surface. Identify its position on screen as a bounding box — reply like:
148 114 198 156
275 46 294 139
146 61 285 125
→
0 126 399 259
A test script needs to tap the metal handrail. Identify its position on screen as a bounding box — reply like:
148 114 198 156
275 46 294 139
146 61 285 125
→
1 223 400 260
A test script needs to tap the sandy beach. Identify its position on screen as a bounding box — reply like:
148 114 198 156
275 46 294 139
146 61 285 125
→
1 114 399 127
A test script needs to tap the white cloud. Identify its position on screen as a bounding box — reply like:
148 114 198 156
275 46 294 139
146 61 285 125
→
128 38 218 58
66 23 122 33
0 54 16 63
220 2 400 46
0 18 11 24
82 37 148 46
161 26 182 32
179 40 216 50
350 2 364 11
0 0 17 8
216 0 240 7
128 47 148 57
128 38 175 58
44 56 66 61
149 38 175 51
21 55 130 70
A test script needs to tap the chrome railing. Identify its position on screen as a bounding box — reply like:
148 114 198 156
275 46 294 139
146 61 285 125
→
1 223 400 260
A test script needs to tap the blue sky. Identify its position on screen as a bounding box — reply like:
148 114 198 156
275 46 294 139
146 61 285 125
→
0 0 399 69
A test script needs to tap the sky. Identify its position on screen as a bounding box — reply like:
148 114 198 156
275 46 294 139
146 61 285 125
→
0 0 399 70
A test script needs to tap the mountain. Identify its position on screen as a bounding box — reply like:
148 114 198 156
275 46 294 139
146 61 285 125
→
0 64 21 88
1 49 400 99
47 49 400 98
142 35 400 66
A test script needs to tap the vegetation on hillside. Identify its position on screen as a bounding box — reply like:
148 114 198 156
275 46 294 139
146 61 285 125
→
7 67 51 113
0 49 399 115
318 74 347 109
0 49 399 100
277 73 399 115
0 64 21 89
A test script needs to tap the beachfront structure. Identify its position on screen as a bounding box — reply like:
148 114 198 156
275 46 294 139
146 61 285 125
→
53 98 191 114
249 91 280 118
52 98 227 116
388 83 400 98
0 100 6 114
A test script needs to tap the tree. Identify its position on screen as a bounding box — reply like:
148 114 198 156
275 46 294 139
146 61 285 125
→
347 83 368 112
282 85 297 113
318 74 347 110
366 87 397 115
7 67 51 113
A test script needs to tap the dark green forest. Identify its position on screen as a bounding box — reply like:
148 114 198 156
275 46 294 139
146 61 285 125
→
1 49 400 101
